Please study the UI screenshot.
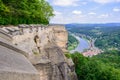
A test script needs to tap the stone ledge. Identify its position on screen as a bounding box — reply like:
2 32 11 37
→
0 37 28 57
0 70 39 80
0 29 12 41
0 45 39 80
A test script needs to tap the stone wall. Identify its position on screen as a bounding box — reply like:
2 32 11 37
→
0 44 39 80
0 24 77 80
0 24 68 60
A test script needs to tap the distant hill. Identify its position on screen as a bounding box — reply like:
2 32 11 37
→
65 23 120 27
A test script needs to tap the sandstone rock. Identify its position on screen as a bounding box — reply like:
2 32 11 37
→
34 62 53 80
0 24 77 80
52 26 68 52
0 37 28 57
0 45 39 80
0 29 12 41
43 43 77 80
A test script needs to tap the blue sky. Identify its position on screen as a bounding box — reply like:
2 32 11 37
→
46 0 120 24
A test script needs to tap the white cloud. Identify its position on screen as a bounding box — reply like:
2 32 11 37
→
53 0 79 6
88 12 96 15
51 15 64 24
51 10 64 24
54 11 62 15
98 14 109 18
51 10 86 24
93 0 120 4
82 2 87 5
50 12 119 24
50 14 86 24
72 10 82 15
113 8 120 12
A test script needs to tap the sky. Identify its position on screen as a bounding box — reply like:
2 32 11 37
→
46 0 120 24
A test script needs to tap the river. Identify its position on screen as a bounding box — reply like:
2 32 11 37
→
70 35 90 53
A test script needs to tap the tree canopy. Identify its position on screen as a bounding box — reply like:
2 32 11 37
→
65 51 120 80
0 0 54 25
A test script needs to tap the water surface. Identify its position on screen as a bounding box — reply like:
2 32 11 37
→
70 36 90 53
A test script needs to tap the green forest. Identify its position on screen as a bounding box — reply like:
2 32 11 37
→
68 34 79 50
65 50 120 80
0 0 54 25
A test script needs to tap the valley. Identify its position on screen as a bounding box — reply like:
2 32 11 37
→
65 23 120 80
66 23 120 52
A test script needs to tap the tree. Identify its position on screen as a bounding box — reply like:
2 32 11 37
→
69 51 120 80
0 0 54 25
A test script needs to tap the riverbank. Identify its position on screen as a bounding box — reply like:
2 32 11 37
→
82 39 102 57
68 34 79 51
82 47 102 57
70 34 102 57
70 34 90 53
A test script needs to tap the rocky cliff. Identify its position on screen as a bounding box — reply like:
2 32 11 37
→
0 24 77 80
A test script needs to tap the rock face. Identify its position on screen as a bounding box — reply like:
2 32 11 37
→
0 39 39 80
53 26 68 52
0 24 77 80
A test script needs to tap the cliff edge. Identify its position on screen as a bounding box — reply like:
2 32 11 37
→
0 24 77 80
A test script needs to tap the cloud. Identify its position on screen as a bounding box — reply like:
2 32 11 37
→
51 10 65 24
93 0 120 4
98 14 109 18
82 2 87 5
51 10 85 24
54 11 62 15
113 8 120 12
88 12 96 15
51 14 86 24
72 10 82 15
49 0 120 23
53 0 79 6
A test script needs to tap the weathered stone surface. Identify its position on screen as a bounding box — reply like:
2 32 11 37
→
0 29 12 41
44 43 65 64
0 37 28 57
34 63 53 80
52 26 68 52
0 24 77 80
43 43 77 80
0 45 39 80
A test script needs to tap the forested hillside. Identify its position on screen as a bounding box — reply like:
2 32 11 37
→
66 24 120 50
65 50 120 80
68 34 79 50
0 0 54 25
66 23 120 80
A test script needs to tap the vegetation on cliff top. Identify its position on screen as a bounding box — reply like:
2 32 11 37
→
66 50 120 80
0 0 54 25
